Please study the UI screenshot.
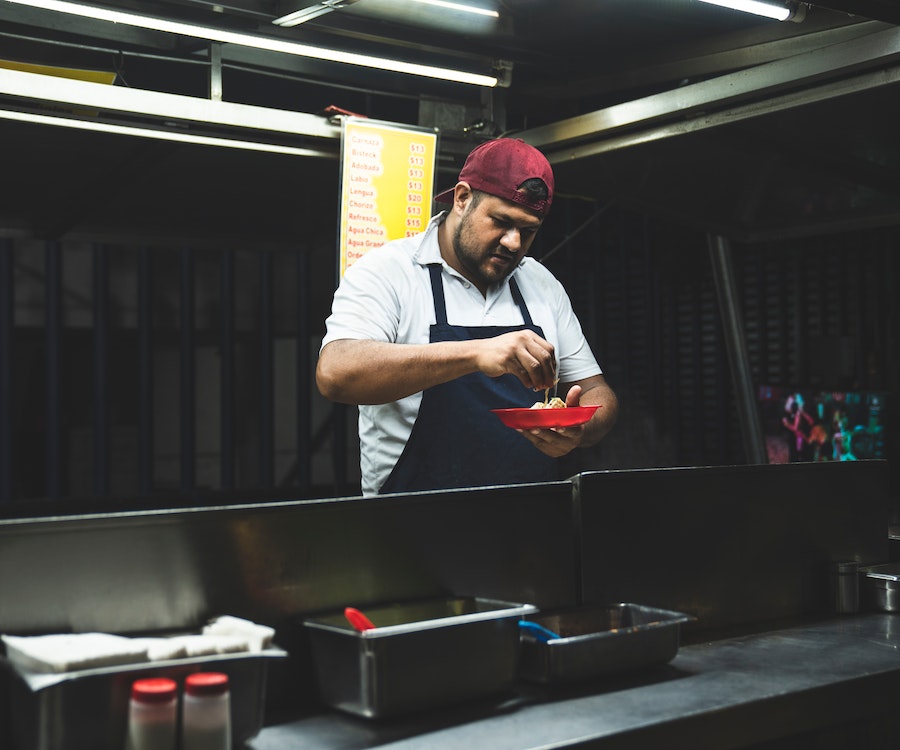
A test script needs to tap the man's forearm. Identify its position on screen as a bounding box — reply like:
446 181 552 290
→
578 380 619 447
316 338 479 405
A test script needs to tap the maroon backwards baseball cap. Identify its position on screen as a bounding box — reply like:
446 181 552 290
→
434 138 554 216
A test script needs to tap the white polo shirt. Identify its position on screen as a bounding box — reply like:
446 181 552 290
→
321 212 603 495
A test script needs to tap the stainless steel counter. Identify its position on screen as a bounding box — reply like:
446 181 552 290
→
249 613 900 750
1 463 893 749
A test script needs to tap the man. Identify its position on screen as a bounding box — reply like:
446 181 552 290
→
317 137 618 495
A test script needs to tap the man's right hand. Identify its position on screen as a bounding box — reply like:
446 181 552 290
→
474 329 557 391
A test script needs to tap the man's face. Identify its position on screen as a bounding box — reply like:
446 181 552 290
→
451 192 544 291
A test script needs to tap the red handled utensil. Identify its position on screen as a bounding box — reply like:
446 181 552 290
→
344 607 376 631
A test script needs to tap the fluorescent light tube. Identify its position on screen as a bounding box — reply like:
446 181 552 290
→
408 0 499 18
0 107 333 156
4 0 498 86
0 67 339 139
697 0 792 21
0 66 339 154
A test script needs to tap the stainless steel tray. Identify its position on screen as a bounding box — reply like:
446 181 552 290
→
1 647 287 750
517 603 695 685
860 562 900 612
303 596 537 718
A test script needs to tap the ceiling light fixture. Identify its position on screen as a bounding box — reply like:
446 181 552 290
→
697 0 799 21
0 66 339 136
0 66 340 156
5 0 498 86
0 107 334 156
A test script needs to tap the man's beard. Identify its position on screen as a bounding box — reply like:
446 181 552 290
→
452 213 514 288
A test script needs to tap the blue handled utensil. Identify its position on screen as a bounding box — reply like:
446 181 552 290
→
518 620 561 642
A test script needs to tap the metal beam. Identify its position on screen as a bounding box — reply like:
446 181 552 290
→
522 18 885 103
521 25 900 155
535 63 900 166
708 234 768 465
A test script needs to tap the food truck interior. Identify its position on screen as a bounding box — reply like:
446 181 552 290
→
0 2 899 748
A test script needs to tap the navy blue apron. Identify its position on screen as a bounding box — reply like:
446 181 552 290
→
379 264 558 493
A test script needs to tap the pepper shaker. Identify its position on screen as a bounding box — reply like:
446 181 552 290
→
182 672 232 750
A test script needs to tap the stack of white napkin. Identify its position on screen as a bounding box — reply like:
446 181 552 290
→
1 633 149 673
201 614 275 652
1 615 276 674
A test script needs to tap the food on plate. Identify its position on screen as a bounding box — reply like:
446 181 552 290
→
531 380 563 409
531 397 566 409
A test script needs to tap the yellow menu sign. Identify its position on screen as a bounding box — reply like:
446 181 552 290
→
339 117 439 276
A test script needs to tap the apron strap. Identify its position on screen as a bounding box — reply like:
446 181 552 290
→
428 264 448 325
509 276 533 326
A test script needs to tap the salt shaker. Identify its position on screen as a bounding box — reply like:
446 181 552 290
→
124 677 178 750
182 672 232 750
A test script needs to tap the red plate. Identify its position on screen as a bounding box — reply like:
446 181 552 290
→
491 405 600 429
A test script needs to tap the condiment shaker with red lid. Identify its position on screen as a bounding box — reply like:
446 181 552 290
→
182 671 232 750
125 677 178 750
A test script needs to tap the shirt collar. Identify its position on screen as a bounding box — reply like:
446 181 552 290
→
411 212 447 267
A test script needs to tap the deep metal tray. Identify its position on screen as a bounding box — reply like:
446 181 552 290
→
303 596 537 719
517 603 695 685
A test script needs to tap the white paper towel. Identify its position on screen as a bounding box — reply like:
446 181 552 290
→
2 615 275 674
2 632 150 673
203 615 275 652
